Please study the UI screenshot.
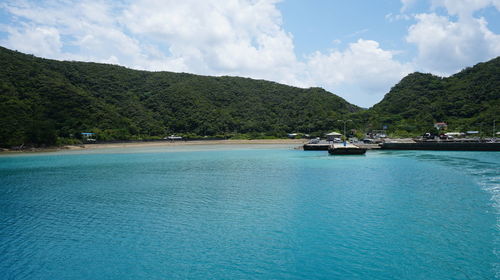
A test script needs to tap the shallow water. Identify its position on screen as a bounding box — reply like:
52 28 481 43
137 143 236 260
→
0 145 498 279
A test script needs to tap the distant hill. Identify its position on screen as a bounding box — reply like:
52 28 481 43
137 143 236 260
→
359 57 500 135
1 45 498 147
0 46 359 147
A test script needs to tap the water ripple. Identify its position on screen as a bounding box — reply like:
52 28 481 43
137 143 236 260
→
0 148 498 279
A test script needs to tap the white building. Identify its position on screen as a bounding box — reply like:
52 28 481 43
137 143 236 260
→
325 132 342 142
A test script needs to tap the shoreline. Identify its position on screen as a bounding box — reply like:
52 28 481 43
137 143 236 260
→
1 139 308 154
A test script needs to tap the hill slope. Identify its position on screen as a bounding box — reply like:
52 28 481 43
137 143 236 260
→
360 57 500 135
1 46 498 146
0 46 359 146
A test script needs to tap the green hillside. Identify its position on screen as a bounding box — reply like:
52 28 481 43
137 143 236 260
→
1 45 498 147
0 46 359 147
358 57 500 136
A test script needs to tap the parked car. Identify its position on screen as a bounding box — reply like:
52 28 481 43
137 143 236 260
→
308 138 320 144
164 135 183 140
423 133 436 140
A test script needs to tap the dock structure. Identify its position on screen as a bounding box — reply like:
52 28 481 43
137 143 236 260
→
328 143 367 155
381 141 500 151
303 142 331 150
304 140 380 151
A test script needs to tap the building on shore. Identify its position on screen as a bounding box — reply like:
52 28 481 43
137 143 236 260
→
81 132 96 142
325 132 342 142
434 122 448 130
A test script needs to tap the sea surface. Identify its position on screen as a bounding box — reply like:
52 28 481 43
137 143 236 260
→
0 145 498 279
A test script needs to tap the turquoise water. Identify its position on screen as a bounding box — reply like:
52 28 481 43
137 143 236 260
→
0 145 498 279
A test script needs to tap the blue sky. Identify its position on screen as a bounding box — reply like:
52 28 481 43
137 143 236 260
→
1 0 499 107
279 0 500 63
278 1 410 55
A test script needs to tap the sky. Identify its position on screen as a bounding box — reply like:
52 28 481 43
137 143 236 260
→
0 0 499 107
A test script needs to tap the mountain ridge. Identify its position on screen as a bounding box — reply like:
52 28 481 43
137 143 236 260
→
0 46 359 146
1 46 498 147
362 56 499 135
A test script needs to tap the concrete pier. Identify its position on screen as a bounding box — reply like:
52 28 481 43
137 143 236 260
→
381 141 500 151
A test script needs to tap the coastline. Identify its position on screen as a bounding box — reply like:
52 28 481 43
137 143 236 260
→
1 139 308 154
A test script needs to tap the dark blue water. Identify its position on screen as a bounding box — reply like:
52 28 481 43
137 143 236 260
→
0 145 498 279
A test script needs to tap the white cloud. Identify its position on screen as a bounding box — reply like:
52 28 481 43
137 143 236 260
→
120 0 299 82
0 0 414 107
1 0 147 65
305 39 412 106
407 1 500 75
401 0 418 12
385 13 411 22
431 0 500 17
2 25 62 57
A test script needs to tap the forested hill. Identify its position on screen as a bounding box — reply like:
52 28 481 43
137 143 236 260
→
1 45 498 147
360 57 500 135
0 46 360 147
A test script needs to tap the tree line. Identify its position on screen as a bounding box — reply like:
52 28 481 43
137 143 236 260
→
0 46 498 147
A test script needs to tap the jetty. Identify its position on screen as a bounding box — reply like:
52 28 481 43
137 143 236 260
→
328 143 367 155
303 140 330 150
381 140 500 151
303 139 380 151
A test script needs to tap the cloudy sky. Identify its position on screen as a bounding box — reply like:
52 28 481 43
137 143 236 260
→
1 0 499 107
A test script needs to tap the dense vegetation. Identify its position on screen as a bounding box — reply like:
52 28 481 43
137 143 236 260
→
357 58 500 137
0 45 498 147
0 46 359 147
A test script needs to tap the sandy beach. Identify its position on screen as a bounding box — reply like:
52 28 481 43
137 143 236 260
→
72 139 307 149
0 139 308 153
